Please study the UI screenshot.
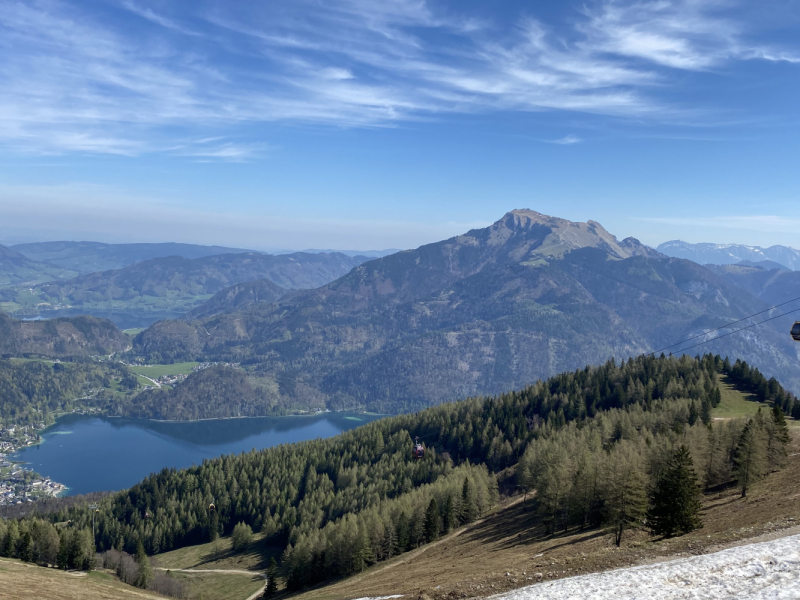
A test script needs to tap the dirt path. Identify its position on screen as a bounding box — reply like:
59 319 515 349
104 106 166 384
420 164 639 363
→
154 567 264 577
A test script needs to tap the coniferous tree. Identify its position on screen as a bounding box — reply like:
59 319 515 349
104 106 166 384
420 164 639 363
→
765 406 790 469
460 478 477 524
2 521 18 558
395 512 410 553
18 531 33 563
647 446 702 537
734 417 767 498
134 541 153 589
57 531 69 569
604 449 647 546
264 557 278 598
442 494 455 534
424 498 440 543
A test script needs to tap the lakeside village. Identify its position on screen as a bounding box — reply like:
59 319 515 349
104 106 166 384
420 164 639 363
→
1 454 67 507
0 426 68 506
120 360 241 389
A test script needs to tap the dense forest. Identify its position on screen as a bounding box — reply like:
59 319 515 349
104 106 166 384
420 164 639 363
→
0 359 136 426
1 353 794 591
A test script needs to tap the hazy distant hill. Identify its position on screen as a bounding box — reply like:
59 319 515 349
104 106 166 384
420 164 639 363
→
737 259 790 271
707 263 800 307
0 252 369 328
135 210 800 413
0 312 129 357
0 244 78 288
11 240 255 273
658 240 800 270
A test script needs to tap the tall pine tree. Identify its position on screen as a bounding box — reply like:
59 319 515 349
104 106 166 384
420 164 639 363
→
424 498 440 543
647 446 702 537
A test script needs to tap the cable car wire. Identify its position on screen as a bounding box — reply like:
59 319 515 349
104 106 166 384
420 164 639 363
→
651 294 800 356
664 306 800 356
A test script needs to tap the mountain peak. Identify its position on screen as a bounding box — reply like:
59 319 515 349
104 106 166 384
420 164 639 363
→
492 209 654 260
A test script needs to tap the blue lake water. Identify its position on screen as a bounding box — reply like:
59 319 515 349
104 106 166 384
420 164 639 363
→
12 412 382 496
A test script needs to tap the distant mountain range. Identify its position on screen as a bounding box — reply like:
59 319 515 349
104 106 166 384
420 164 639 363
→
135 210 800 413
0 244 78 287
657 240 800 271
10 241 256 273
0 252 369 328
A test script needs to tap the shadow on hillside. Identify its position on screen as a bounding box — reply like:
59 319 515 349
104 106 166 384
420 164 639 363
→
197 539 282 571
461 498 607 551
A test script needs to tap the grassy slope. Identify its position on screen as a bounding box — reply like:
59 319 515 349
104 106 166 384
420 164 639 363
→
290 428 800 600
0 559 170 600
713 376 767 419
153 533 274 572
169 572 264 600
153 534 272 600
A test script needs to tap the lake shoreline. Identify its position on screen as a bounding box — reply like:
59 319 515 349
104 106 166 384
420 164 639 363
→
12 412 385 497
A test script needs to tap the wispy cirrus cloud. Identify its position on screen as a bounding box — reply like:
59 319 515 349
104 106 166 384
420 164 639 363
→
0 0 797 157
551 135 583 145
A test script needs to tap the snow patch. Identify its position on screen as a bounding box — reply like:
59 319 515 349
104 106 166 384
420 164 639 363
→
493 533 800 600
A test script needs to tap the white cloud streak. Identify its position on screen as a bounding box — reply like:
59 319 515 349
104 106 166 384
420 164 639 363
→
0 0 797 156
551 135 583 145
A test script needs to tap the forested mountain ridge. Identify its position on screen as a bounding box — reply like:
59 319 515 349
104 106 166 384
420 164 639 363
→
186 278 290 319
0 243 78 288
0 312 130 357
10 240 255 273
20 354 795 589
135 210 800 413
0 251 369 327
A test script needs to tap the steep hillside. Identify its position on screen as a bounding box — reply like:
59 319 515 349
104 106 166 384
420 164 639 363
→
0 244 77 289
0 312 129 357
1 251 368 328
10 240 254 273
186 278 290 319
125 366 286 420
136 210 800 412
292 430 800 600
658 240 800 270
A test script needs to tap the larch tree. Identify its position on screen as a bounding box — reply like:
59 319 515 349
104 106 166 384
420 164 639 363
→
734 417 767 498
604 446 647 546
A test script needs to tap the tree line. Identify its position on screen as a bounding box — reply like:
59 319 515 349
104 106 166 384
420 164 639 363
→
519 396 790 544
0 518 95 569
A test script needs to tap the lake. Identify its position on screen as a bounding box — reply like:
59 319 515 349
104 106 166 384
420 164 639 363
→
12 412 383 496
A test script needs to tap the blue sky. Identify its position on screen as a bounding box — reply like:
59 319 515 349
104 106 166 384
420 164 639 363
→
1 0 799 251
